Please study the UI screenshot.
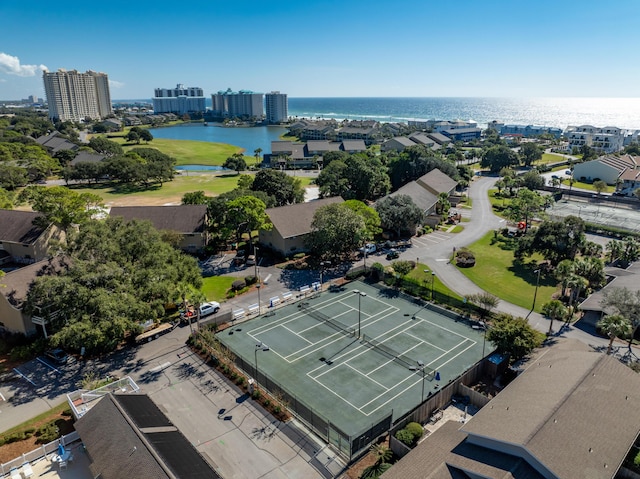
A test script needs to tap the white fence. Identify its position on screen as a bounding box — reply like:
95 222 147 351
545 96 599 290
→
0 431 80 476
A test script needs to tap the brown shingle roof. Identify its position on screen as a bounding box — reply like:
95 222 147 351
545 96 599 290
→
265 196 343 239
109 205 207 233
417 168 458 195
1 256 69 308
0 209 48 244
462 343 640 479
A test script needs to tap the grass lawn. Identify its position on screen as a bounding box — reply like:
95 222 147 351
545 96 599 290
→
409 264 464 304
201 276 236 302
561 179 614 193
488 189 512 217
457 232 556 312
537 153 566 165
68 174 240 206
109 136 242 166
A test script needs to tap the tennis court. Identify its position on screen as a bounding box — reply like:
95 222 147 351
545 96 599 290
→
217 281 484 456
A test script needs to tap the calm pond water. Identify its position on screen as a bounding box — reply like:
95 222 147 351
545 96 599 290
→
149 123 287 154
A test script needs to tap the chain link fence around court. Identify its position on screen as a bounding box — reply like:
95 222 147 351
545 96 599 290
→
233 352 392 460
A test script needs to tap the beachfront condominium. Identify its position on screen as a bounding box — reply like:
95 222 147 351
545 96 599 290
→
265 91 288 124
153 84 206 115
211 88 264 119
43 69 112 122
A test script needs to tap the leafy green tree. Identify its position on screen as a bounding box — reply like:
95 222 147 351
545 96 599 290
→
88 137 123 157
182 191 208 205
137 128 153 142
601 287 640 353
0 187 15 209
516 216 585 265
125 130 140 144
375 195 424 238
481 145 519 173
467 292 500 319
343 199 382 240
316 160 349 198
580 144 598 161
486 313 545 360
391 260 413 278
593 179 607 195
505 188 547 233
223 153 247 173
251 169 304 206
25 217 202 354
0 164 28 189
20 186 103 232
520 170 545 190
519 142 543 166
436 192 451 216
305 203 366 260
226 196 272 245
597 314 632 354
541 300 568 334
66 161 105 184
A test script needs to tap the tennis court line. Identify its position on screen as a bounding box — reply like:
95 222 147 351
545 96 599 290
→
344 363 390 392
361 340 477 416
282 324 313 345
414 315 476 340
404 330 447 352
291 307 398 363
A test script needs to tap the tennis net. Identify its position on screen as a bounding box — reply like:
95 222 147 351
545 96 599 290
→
300 303 355 338
361 334 434 378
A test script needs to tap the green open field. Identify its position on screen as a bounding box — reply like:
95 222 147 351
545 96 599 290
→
560 179 614 193
106 135 244 166
68 174 240 206
457 232 556 312
537 153 566 165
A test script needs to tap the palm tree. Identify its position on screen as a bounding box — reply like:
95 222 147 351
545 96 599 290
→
566 273 588 306
597 314 632 354
555 259 575 298
253 148 262 167
541 300 568 334
606 239 623 265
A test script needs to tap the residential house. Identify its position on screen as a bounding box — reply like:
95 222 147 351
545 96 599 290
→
618 166 640 196
35 131 78 154
123 116 142 126
109 205 208 253
572 154 637 185
498 124 563 139
382 340 640 479
381 137 417 153
70 151 105 166
259 196 344 256
408 132 438 149
340 139 367 153
0 209 62 264
426 132 452 146
0 257 67 335
565 125 625 153
266 140 367 168
335 125 379 145
417 168 459 196
267 141 306 168
101 118 122 131
75 393 219 479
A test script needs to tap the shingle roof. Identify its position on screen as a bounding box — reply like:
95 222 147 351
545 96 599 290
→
385 137 417 147
71 151 105 165
265 196 343 239
109 205 207 233
417 168 459 195
306 140 341 152
0 209 48 244
579 263 640 313
1 257 68 308
341 139 367 151
427 132 452 144
462 343 640 479
75 393 219 479
389 181 438 212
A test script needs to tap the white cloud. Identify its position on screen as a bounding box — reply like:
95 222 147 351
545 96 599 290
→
0 53 47 77
109 79 125 88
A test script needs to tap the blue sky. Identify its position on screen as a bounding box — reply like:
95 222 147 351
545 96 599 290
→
1 0 639 100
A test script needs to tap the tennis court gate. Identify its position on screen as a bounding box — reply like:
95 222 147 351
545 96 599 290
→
234 354 392 461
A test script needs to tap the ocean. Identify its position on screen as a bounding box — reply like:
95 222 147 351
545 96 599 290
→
119 97 640 130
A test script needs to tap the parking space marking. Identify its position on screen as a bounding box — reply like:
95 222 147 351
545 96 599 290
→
37 357 62 374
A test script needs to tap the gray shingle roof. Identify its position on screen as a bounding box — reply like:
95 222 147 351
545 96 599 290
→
389 182 438 212
0 209 48 244
109 205 207 233
71 151 105 165
265 196 343 239
75 393 219 479
1 257 68 307
417 168 459 195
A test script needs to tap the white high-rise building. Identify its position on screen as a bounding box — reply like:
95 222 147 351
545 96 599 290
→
265 91 288 124
211 88 264 119
43 69 112 121
152 84 205 115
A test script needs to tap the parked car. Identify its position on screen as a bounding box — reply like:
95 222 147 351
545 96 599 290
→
386 249 399 260
44 348 68 365
199 301 221 317
359 243 376 255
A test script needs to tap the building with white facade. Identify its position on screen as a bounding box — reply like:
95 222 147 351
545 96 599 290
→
565 125 625 153
43 69 112 121
211 88 263 119
265 91 288 124
152 84 205 115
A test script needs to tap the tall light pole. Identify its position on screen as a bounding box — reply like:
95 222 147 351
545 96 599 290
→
526 268 541 320
431 272 436 302
254 246 259 279
256 283 261 315
254 342 269 387
353 290 366 338
319 260 329 291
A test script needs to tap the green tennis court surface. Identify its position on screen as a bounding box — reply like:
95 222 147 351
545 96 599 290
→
217 281 484 453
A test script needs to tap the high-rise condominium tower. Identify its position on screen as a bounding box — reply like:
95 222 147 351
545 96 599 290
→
153 84 206 115
43 69 112 122
265 91 288 124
